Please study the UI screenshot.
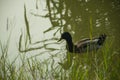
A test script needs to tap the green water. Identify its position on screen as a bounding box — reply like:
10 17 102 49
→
0 0 120 80
62 0 120 52
48 0 120 79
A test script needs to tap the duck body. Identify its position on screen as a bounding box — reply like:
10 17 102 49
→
59 32 106 53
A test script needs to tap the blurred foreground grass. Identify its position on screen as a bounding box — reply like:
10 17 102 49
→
0 1 120 79
0 35 120 80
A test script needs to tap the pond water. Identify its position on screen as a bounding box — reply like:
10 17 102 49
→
0 0 62 66
0 0 120 78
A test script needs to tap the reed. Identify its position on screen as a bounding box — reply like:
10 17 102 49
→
0 32 120 80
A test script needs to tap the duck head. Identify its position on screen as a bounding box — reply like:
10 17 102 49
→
58 32 72 42
97 33 107 45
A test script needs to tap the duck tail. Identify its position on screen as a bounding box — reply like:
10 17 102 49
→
97 34 107 45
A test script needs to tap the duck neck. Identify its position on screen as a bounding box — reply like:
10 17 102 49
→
66 39 74 52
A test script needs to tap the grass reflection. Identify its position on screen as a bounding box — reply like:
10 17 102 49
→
0 0 120 80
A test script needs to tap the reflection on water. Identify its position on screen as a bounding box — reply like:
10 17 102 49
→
0 0 120 79
0 0 63 65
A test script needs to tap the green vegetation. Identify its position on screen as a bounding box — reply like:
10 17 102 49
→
0 0 120 80
0 30 120 80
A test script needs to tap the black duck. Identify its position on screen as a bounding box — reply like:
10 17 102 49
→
59 32 106 53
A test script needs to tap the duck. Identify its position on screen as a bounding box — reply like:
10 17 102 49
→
58 32 107 53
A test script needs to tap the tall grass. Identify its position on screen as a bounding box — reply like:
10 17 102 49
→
0 1 120 80
1 13 120 80
1 35 120 80
0 16 120 79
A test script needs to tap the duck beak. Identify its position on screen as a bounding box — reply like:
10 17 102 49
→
58 38 62 42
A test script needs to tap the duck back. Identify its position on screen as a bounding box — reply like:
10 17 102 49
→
75 34 107 53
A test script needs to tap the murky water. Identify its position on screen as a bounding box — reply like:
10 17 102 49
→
63 0 120 53
0 0 62 66
0 0 120 80
0 0 120 67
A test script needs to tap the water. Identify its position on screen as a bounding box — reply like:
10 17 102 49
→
0 0 63 67
0 0 120 74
